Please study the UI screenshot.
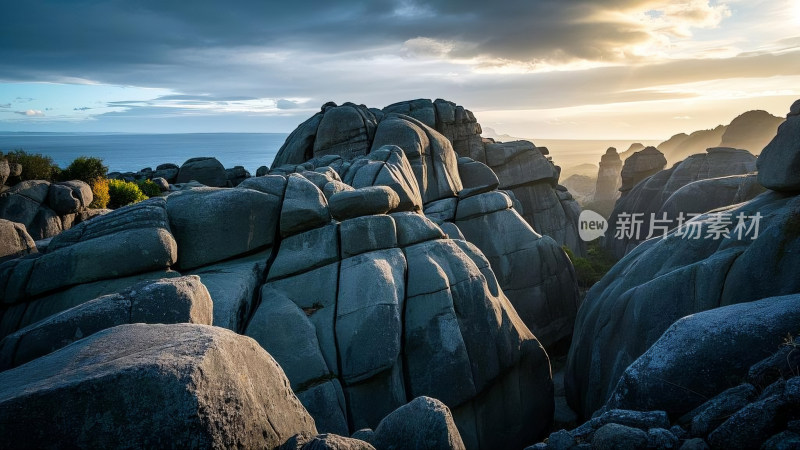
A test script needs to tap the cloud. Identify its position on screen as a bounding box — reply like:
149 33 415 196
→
13 109 44 116
74 106 92 111
0 103 9 108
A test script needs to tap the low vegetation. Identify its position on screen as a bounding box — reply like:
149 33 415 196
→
89 178 110 209
2 150 158 210
2 149 61 182
136 179 161 198
563 241 617 290
107 179 149 209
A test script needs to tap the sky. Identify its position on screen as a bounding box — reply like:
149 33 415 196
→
0 0 798 139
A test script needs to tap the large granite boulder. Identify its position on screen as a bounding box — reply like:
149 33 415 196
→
166 186 280 270
606 147 758 259
47 181 93 215
370 396 466 450
371 113 462 204
175 156 228 187
0 323 318 448
619 146 667 194
271 149 579 354
272 102 378 167
0 219 36 262
758 100 800 192
0 198 177 306
603 294 800 418
567 188 800 419
0 275 213 370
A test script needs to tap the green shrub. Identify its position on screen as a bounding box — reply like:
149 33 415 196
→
89 178 110 209
3 149 60 182
563 241 617 290
136 179 161 198
107 179 148 209
62 156 108 184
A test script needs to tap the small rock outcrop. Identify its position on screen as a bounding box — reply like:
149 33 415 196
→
175 156 228 187
593 147 623 205
0 179 102 240
619 146 667 195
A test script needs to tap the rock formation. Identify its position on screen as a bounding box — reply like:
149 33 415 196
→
272 99 586 256
566 100 800 424
593 147 622 205
605 146 760 259
0 323 318 448
0 105 577 448
757 99 800 192
618 146 667 195
0 179 105 241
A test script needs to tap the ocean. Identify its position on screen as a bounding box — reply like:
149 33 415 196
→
0 133 289 175
0 132 662 178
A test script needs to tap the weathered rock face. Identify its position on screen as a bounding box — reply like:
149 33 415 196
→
619 146 667 194
758 101 800 192
175 156 228 187
0 275 213 370
246 186 555 449
273 141 579 354
605 147 759 259
0 198 178 308
187 251 268 333
0 323 318 448
272 102 379 167
0 179 102 240
166 186 281 270
603 294 800 417
272 99 584 255
453 190 579 350
271 103 580 353
0 219 36 262
370 396 466 450
567 189 800 419
594 147 622 204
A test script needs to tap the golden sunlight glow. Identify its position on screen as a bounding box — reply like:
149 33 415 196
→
794 0 800 24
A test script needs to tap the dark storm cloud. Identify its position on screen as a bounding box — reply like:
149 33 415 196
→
0 0 702 86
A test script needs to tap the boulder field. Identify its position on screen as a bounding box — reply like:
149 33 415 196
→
557 99 800 449
0 99 594 449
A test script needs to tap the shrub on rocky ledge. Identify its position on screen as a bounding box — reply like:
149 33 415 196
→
61 156 107 185
89 177 110 208
108 178 148 208
136 179 161 198
2 149 60 182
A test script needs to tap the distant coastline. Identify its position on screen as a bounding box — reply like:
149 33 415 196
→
0 132 288 174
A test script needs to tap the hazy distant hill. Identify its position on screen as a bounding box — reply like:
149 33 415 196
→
481 127 524 143
656 110 783 165
560 163 598 179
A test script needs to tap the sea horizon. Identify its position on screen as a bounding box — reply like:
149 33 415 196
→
0 131 663 176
